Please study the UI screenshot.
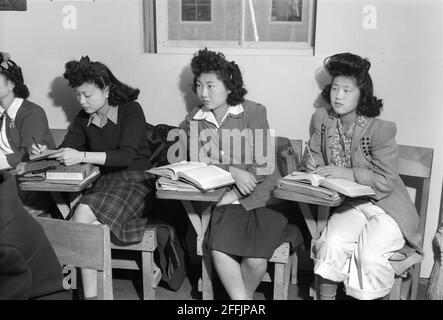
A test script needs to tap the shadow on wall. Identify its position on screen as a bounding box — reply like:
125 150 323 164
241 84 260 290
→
47 77 82 126
309 66 332 136
179 65 200 114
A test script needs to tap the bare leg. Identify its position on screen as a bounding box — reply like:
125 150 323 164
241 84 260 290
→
71 204 99 299
241 257 267 299
212 250 249 300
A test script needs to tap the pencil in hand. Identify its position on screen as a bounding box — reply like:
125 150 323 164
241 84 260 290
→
305 141 318 172
32 136 43 154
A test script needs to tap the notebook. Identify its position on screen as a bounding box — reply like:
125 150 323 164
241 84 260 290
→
29 149 59 161
281 171 376 198
148 161 235 192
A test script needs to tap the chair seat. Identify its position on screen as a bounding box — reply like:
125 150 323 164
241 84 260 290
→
390 251 423 276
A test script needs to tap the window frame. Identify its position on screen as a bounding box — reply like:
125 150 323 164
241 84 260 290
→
154 0 316 56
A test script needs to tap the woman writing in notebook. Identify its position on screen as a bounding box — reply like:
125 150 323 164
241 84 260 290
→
30 56 154 299
182 48 302 300
305 52 422 299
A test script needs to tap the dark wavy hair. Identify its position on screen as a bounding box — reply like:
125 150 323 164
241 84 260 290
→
0 53 29 99
191 48 247 106
63 56 139 106
321 52 383 117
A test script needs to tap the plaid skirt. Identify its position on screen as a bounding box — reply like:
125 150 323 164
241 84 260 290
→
79 170 155 243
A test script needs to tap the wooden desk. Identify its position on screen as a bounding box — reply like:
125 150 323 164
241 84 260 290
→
156 187 227 300
19 173 100 219
273 189 343 252
273 189 344 299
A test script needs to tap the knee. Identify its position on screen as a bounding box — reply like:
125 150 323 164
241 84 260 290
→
358 248 385 274
316 233 348 255
242 258 267 272
71 204 96 224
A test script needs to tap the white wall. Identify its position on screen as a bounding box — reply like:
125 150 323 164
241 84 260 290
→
1 0 442 277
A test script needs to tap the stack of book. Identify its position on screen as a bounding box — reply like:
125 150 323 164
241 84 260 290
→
45 163 99 185
278 171 376 203
148 161 235 192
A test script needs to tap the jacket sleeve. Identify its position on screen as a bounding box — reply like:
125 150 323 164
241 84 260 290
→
352 121 398 200
244 103 273 180
303 108 327 168
6 107 52 168
0 245 32 300
238 103 279 210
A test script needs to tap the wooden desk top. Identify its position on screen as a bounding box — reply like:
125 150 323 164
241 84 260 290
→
273 188 344 207
156 187 227 202
19 172 100 192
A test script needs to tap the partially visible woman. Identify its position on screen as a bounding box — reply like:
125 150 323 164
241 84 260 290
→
30 56 154 299
0 52 55 170
0 169 70 300
0 52 56 215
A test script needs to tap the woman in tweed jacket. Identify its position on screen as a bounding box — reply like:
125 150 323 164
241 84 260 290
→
305 53 421 300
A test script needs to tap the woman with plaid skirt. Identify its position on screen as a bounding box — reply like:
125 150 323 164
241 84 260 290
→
30 56 154 299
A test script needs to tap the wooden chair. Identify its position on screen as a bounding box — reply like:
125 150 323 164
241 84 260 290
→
388 144 434 300
50 129 162 300
35 216 113 300
260 138 303 299
110 228 162 300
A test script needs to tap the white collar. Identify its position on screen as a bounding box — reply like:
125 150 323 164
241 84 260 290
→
0 98 24 120
193 104 244 128
87 105 119 128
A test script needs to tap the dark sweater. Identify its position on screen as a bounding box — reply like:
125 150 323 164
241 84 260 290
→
5 100 55 167
60 101 151 175
0 171 70 300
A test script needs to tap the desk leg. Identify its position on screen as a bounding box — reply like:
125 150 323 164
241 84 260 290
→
50 192 82 220
181 201 214 300
298 204 332 300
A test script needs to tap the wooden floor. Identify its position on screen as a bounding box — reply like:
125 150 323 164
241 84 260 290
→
110 268 431 300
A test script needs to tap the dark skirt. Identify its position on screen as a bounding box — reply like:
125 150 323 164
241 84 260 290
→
205 203 304 259
79 170 155 243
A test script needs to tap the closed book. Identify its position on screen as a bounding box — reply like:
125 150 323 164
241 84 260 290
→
46 163 96 181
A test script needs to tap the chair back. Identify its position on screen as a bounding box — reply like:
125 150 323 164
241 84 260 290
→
396 144 434 299
275 137 303 176
397 145 434 248
35 217 113 300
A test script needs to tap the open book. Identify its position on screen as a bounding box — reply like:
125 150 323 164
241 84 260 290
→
148 161 235 192
283 171 376 198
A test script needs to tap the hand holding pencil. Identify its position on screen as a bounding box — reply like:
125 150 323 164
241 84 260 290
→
305 141 319 172
30 136 47 155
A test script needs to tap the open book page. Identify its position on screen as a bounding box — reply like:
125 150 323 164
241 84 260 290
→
282 172 375 198
285 172 324 186
155 177 214 192
147 161 206 180
29 149 59 161
178 165 235 191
